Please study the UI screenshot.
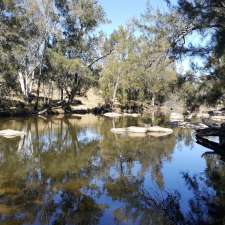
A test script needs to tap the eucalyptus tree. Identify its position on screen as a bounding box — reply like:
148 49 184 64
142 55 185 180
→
0 0 59 103
157 0 225 105
55 0 107 61
100 25 176 107
0 0 110 107
100 26 139 105
0 0 32 98
48 49 93 103
44 0 110 104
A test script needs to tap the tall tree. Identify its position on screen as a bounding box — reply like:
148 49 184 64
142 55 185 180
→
162 0 225 105
100 25 176 107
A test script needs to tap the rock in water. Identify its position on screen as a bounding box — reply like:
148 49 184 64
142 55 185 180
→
110 127 147 134
210 115 225 122
196 112 210 119
111 128 128 134
179 122 208 130
0 129 25 138
104 112 122 118
128 126 148 133
147 126 173 134
148 132 172 137
123 113 141 118
170 112 184 122
111 126 173 137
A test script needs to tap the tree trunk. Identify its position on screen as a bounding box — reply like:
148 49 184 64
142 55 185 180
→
35 40 46 110
35 77 41 110
18 71 35 102
152 93 155 107
112 73 120 105
60 88 64 101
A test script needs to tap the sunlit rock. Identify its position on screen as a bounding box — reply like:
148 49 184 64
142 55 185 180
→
104 112 122 118
110 128 128 134
128 126 148 133
71 105 89 111
147 126 173 134
0 129 25 139
111 126 173 137
127 132 149 137
148 132 172 137
196 112 210 119
210 115 225 122
123 113 141 118
170 112 184 122
111 127 148 134
179 122 208 130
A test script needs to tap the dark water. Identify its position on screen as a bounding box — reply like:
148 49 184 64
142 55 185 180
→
0 115 224 225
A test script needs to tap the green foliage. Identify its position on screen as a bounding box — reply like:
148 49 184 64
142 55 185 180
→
48 49 93 102
99 26 177 106
164 0 225 106
0 0 106 105
2 0 225 110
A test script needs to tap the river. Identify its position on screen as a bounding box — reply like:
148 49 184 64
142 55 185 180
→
0 115 224 225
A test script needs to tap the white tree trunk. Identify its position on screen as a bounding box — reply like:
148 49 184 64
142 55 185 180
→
112 73 120 104
152 93 155 107
18 71 35 100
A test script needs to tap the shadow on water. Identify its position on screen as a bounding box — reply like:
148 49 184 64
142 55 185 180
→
0 115 224 225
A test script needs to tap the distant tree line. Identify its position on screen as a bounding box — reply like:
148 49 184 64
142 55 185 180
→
0 0 225 112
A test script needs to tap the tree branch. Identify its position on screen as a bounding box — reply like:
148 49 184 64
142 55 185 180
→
88 48 114 69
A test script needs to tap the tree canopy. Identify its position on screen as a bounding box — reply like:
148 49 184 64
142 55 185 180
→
1 0 225 112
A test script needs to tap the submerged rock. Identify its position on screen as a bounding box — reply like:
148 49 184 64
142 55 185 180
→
0 129 25 138
71 114 83 119
148 132 173 137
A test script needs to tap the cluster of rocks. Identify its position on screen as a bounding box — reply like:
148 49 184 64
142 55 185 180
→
111 126 173 137
195 109 225 121
169 112 209 130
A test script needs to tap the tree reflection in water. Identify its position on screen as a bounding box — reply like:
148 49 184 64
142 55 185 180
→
0 116 224 225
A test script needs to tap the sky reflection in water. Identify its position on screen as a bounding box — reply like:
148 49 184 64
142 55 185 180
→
0 115 224 225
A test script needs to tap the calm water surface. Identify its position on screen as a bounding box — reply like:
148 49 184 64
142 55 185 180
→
0 115 224 225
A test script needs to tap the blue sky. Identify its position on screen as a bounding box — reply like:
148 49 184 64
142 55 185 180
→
98 0 171 34
98 0 204 74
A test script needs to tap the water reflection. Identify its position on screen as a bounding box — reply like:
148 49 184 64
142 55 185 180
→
0 116 224 225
